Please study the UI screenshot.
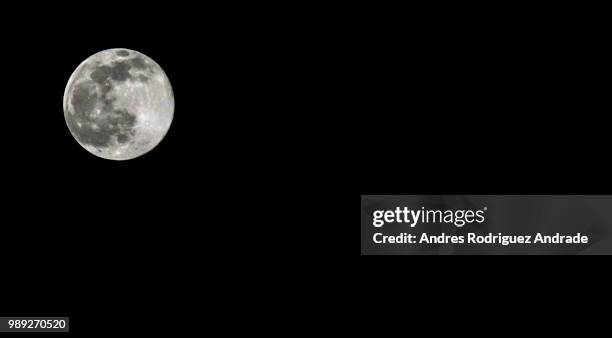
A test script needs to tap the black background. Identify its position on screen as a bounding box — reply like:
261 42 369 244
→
356 4 610 333
0 2 608 334
0 5 238 334
354 3 610 332
358 8 609 196
0 4 331 333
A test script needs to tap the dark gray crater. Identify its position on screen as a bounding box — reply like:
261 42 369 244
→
116 50 130 57
68 67 137 148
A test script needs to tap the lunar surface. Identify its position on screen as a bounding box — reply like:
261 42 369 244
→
63 48 174 160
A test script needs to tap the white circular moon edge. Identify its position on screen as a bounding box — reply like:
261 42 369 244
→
63 48 174 160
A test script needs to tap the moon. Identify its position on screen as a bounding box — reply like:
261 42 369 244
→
63 48 174 160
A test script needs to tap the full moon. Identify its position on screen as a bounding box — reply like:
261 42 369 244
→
63 48 174 160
